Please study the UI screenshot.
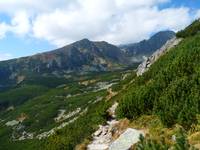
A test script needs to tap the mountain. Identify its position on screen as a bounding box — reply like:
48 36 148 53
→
117 19 200 134
0 39 129 89
119 30 175 62
0 32 174 89
4 38 128 73
1 20 200 150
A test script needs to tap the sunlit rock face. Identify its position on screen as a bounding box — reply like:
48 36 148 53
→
137 37 182 76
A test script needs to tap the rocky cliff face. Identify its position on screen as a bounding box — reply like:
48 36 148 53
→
136 37 182 76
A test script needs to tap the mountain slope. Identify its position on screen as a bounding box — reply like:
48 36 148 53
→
117 20 200 129
136 37 182 76
0 21 199 150
120 31 175 62
2 39 127 73
0 39 129 90
0 68 129 150
0 32 174 90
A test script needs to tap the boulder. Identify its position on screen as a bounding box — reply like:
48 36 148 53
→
5 120 19 126
109 128 144 150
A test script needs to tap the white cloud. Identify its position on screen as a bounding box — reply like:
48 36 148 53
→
195 10 200 19
11 11 31 36
0 11 31 38
32 0 191 46
115 0 169 8
0 0 76 14
0 52 12 61
0 0 198 47
0 23 10 39
96 7 191 44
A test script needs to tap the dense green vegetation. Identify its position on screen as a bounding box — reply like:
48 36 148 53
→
176 19 200 38
0 69 128 150
117 21 200 129
44 100 111 150
135 129 196 150
1 19 200 150
0 85 48 110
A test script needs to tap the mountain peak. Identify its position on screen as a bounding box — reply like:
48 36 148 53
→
77 38 91 43
151 30 175 40
71 38 93 48
119 30 175 59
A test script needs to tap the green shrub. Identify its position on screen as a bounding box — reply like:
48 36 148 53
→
117 27 200 129
177 20 200 38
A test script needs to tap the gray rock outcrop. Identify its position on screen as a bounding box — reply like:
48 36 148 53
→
87 102 119 150
87 102 144 150
109 128 144 150
137 37 182 76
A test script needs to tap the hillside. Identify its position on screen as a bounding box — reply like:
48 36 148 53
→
117 19 200 128
0 30 177 150
0 39 127 90
30 20 200 149
0 31 174 91
1 22 199 150
0 70 134 150
116 20 200 149
120 31 175 62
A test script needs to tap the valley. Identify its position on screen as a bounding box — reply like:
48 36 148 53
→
0 20 200 150
0 68 136 150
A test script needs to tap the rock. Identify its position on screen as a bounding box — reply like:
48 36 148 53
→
137 37 182 76
172 135 176 141
109 128 144 150
15 124 25 131
106 89 118 101
5 120 19 126
54 108 81 122
6 106 14 111
18 131 34 141
122 73 131 80
17 75 25 84
87 103 119 150
94 127 103 137
37 116 79 139
79 79 97 86
95 82 116 91
87 144 109 150
54 109 66 122
107 102 118 118
92 97 103 104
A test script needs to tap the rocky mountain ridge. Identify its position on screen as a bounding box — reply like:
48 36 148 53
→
136 37 182 76
0 31 175 89
120 31 175 62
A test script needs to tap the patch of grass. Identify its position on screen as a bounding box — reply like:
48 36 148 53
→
0 70 127 149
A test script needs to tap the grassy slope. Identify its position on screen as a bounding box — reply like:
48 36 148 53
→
116 20 200 149
0 70 134 150
117 32 200 128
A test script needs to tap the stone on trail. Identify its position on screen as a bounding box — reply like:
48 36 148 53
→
5 120 19 126
109 128 144 150
87 143 109 150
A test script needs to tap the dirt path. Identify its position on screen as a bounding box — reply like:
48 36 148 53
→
106 88 118 101
87 102 119 150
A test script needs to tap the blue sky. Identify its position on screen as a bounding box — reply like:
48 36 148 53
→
164 0 200 9
0 0 199 60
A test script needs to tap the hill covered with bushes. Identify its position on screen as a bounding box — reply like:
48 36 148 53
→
117 19 200 130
